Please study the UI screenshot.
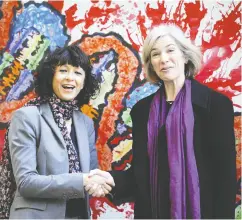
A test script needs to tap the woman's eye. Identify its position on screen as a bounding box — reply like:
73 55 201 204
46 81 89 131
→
59 69 67 73
168 48 175 53
151 53 159 57
75 71 82 75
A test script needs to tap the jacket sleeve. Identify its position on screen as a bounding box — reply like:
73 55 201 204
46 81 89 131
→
108 168 135 205
210 92 236 218
8 108 85 200
83 115 98 170
107 108 138 204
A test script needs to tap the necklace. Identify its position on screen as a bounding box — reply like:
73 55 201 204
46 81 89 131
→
166 100 174 105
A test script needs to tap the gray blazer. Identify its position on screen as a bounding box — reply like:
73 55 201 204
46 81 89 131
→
8 103 98 219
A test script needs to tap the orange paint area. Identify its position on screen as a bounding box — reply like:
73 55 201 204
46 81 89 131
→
81 104 99 119
0 60 24 97
0 1 22 50
79 35 139 170
234 115 241 203
0 91 36 123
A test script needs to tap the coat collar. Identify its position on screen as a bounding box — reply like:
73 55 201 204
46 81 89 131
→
191 79 210 109
39 103 66 150
39 103 89 172
157 79 210 109
73 111 90 172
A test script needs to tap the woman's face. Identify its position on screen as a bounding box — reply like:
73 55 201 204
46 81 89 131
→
52 64 85 101
150 35 186 83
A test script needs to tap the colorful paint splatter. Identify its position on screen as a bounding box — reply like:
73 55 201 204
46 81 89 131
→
0 0 241 218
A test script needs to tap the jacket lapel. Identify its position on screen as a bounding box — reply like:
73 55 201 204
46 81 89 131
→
191 79 210 109
73 111 90 172
39 103 66 150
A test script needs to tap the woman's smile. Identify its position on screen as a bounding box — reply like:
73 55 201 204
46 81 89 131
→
53 64 85 101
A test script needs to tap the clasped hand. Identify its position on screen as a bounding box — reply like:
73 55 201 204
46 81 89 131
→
83 169 115 197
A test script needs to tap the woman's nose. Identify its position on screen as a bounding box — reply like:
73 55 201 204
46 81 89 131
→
65 72 75 80
160 53 169 63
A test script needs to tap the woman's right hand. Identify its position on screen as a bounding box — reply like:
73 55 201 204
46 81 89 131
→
83 170 115 197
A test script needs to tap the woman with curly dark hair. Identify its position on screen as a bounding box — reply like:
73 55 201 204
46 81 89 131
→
36 45 100 107
2 45 114 219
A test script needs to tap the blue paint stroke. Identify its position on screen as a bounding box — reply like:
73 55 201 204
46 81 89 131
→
8 28 40 55
92 50 116 81
126 82 159 108
6 69 34 101
117 123 127 135
11 3 68 51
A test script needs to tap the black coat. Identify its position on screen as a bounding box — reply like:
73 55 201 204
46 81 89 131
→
110 79 236 219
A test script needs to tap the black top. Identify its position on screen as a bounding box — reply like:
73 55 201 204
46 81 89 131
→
65 123 87 218
166 100 173 113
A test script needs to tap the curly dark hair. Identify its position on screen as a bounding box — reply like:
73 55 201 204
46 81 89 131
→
35 44 100 107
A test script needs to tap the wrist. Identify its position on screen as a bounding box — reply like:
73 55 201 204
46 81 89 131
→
83 173 89 186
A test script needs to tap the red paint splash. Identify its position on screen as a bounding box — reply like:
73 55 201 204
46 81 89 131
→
197 67 241 102
172 1 186 26
197 46 233 81
195 1 241 100
113 154 133 171
90 0 112 6
48 0 64 12
83 3 120 30
0 129 6 158
136 11 147 40
196 44 241 101
89 197 124 219
146 1 167 27
183 1 207 41
65 2 120 31
110 136 130 145
145 1 183 27
128 1 183 52
90 0 100 3
104 0 112 7
131 0 184 50
126 11 147 51
202 3 241 50
65 4 84 30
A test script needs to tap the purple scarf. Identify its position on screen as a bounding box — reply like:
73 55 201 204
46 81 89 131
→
147 79 201 219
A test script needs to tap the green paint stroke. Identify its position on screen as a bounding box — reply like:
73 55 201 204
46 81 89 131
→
235 204 241 220
0 52 14 76
27 38 50 70
121 108 132 127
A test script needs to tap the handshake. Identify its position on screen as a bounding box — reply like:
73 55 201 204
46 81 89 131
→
83 169 115 198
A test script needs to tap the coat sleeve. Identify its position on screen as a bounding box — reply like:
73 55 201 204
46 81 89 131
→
83 115 98 170
108 168 135 204
107 107 139 204
210 92 236 218
8 108 85 200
